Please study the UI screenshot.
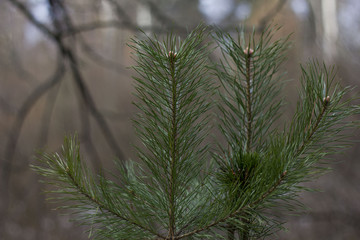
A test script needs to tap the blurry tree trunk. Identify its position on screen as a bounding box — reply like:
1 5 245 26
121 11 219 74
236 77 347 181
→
321 0 338 62
101 1 117 60
308 0 338 62
137 3 152 34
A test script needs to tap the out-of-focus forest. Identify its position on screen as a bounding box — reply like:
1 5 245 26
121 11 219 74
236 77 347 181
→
0 0 359 239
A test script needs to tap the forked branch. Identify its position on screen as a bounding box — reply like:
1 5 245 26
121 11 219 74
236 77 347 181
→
177 171 287 239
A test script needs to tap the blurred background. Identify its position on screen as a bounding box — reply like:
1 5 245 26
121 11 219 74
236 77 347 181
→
0 0 360 239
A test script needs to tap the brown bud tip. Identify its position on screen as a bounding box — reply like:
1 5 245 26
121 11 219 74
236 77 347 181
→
168 51 177 58
282 170 287 177
323 96 331 104
244 47 254 56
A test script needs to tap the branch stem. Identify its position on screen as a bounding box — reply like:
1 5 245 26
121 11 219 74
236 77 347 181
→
168 53 177 239
297 99 330 155
238 50 254 240
245 51 253 153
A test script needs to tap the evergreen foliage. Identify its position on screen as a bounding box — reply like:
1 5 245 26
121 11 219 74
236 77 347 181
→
32 25 360 239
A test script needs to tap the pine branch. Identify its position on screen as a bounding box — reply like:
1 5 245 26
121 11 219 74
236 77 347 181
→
296 96 330 155
130 25 216 238
33 136 163 239
176 171 287 239
214 25 290 153
288 61 359 164
213 26 291 239
64 166 163 238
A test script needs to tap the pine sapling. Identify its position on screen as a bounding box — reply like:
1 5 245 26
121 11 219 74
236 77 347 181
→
32 25 360 239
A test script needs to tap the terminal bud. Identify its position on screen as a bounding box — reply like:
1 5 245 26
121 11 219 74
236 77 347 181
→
323 96 330 104
168 51 177 58
244 47 254 56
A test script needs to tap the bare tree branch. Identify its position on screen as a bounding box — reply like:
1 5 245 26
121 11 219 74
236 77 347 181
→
106 0 135 27
6 0 57 40
1 0 127 228
0 54 65 223
46 0 127 161
79 37 131 76
5 0 126 162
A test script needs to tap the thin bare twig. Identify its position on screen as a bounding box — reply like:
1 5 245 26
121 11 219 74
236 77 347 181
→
79 37 131 76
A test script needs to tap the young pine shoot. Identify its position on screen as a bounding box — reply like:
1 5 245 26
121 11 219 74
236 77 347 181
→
32 25 359 239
